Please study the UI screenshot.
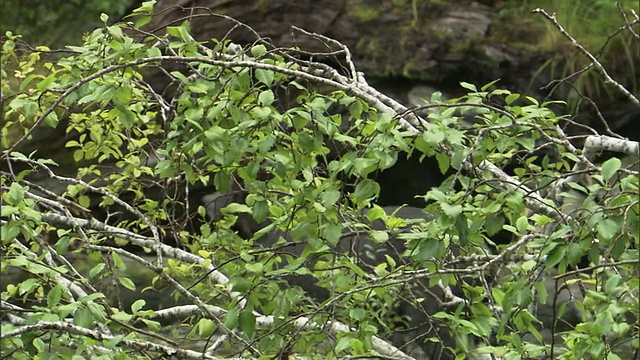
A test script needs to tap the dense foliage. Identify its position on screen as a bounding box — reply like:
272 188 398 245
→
1 1 638 359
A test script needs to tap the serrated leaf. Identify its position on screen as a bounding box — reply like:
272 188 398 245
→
44 112 59 127
596 218 619 241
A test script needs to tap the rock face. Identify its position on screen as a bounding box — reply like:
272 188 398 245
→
145 0 521 86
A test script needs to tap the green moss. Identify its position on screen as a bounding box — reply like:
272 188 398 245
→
347 5 382 22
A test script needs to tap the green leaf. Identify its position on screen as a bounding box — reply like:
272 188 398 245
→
353 179 380 202
460 82 477 92
224 306 240 330
134 15 152 28
131 299 146 313
89 263 105 279
591 309 613 337
245 262 264 274
166 21 192 43
118 277 136 291
455 215 469 246
604 274 621 295
349 308 366 321
422 128 445 145
32 337 46 353
366 206 386 222
370 230 389 243
505 93 520 105
440 202 462 217
435 152 450 174
44 112 59 127
224 203 252 214
321 189 341 207
37 74 57 91
184 107 204 130
250 44 267 57
47 285 63 308
106 25 125 41
113 100 136 128
546 247 566 269
79 195 91 208
87 302 108 322
230 276 252 292
134 0 157 14
596 218 619 241
335 336 352 353
74 306 94 327
322 223 342 246
601 157 621 181
198 318 216 338
1 224 20 243
78 292 106 303
239 310 256 338
21 206 42 222
515 216 528 233
140 318 161 331
255 69 274 86
6 182 25 204
258 89 274 106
